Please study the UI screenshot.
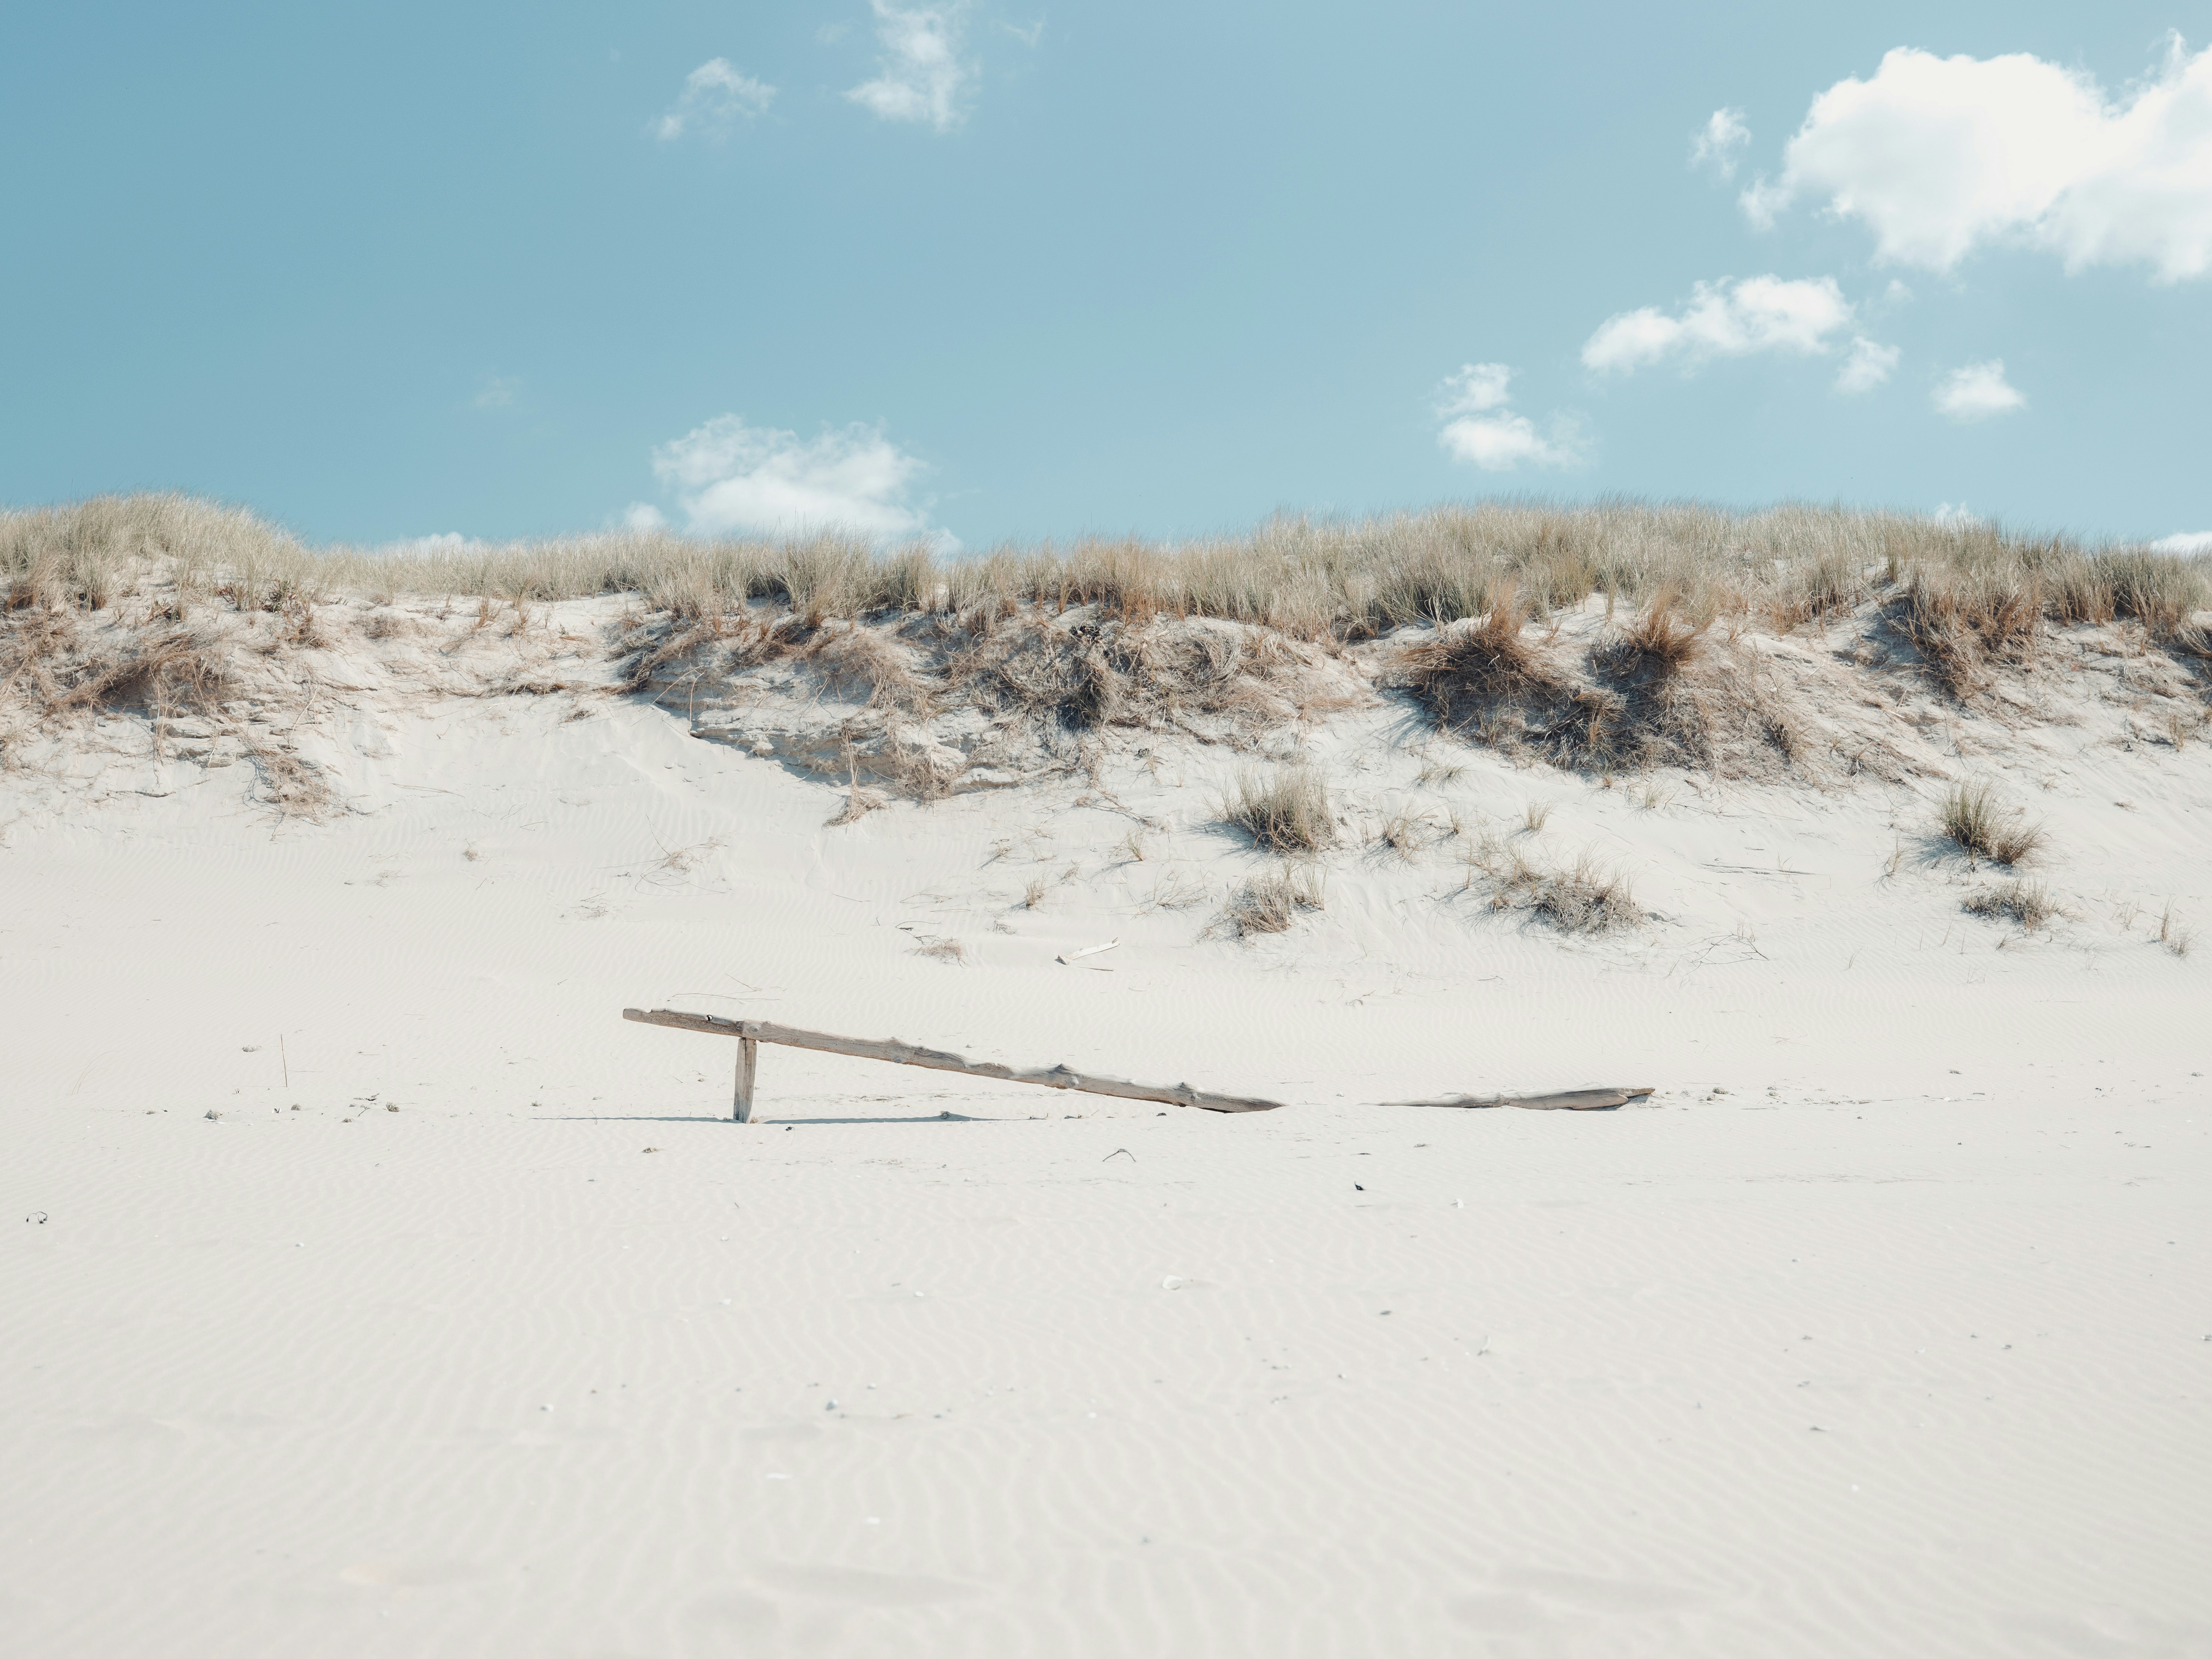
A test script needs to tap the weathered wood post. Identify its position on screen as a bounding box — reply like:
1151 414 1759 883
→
734 1037 758 1123
626 1006 1645 1118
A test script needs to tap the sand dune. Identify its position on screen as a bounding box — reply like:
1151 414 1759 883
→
4 593 2209 1656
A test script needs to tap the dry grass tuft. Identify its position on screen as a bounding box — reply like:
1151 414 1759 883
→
827 787 889 826
1224 863 1326 935
239 732 335 819
1394 584 1810 779
1508 852 1644 933
7 616 234 719
1607 586 1709 677
1393 589 1573 743
2158 903 2191 958
1376 803 1430 859
805 625 933 715
1937 781 2044 866
361 608 414 641
1458 832 1644 934
1894 562 2042 697
955 618 1131 731
1522 858 1646 938
1964 879 2055 930
945 614 1349 747
1224 764 1333 853
913 938 967 963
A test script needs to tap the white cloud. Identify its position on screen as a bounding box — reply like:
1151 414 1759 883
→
1690 108 1750 179
846 2 972 132
656 59 776 141
1433 363 1584 472
1439 412 1582 471
1743 38 2212 281
2150 530 2212 554
1933 501 1982 526
1436 362 1515 415
1932 360 2026 422
1835 336 1900 393
623 503 669 531
473 375 518 409
648 414 946 542
1581 275 1854 373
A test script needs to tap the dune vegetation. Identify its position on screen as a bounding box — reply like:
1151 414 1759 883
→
6 490 2207 638
5 492 2207 822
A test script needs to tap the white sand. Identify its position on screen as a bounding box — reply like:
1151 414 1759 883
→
5 629 2210 1655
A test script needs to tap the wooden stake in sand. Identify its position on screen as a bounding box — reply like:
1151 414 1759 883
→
623 1007 1652 1120
1380 1087 1653 1111
622 1007 1285 1118
734 1035 758 1123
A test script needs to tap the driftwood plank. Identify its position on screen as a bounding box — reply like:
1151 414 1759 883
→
623 1007 1285 1114
1383 1087 1653 1111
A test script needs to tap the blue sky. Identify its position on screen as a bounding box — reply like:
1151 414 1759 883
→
3 2 2208 548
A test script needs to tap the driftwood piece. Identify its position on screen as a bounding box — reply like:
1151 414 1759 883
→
623 1007 1285 1114
734 1036 758 1124
1384 1087 1653 1111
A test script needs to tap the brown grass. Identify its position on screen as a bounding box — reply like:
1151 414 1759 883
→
1512 851 1643 933
1224 863 1326 935
1394 586 1554 710
1895 562 2042 696
6 494 2205 646
1964 879 2055 930
1458 831 1643 934
238 730 335 819
6 492 2206 808
1938 782 2044 866
1224 764 1334 853
1392 584 1811 779
827 786 889 826
1606 586 1710 676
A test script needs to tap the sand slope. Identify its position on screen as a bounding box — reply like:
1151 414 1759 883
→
4 641 2210 1656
